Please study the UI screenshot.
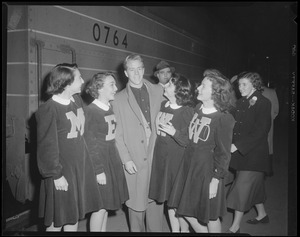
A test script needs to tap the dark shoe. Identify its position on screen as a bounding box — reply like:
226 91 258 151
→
226 228 240 233
247 215 269 224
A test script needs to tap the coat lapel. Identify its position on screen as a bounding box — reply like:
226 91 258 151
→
145 81 155 124
144 79 161 126
126 83 144 125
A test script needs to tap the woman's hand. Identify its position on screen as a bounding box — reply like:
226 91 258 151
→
209 178 219 199
158 122 176 136
96 172 107 185
54 176 68 191
231 144 238 153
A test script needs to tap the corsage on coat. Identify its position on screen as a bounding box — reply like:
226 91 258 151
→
249 96 257 108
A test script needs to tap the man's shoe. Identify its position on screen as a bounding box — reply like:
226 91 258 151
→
246 215 269 224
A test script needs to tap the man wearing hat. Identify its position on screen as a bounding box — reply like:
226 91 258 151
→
154 60 175 87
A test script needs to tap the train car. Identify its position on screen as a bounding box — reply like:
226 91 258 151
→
4 4 243 232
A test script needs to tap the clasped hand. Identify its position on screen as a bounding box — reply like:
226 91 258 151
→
124 161 138 175
54 176 68 191
231 144 237 153
97 172 107 185
158 122 176 136
209 178 219 199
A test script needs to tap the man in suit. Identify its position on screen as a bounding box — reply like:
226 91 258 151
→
112 54 164 232
261 83 279 176
154 60 175 88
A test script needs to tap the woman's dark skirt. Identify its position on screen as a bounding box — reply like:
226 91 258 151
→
227 170 266 212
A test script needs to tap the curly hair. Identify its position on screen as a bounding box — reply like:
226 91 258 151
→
239 72 263 92
203 68 228 80
171 73 196 107
46 63 78 95
205 74 236 113
86 72 116 99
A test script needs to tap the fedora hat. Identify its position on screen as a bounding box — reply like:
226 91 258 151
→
154 60 175 77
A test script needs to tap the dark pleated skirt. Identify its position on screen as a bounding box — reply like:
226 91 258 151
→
167 146 227 224
227 170 266 212
149 137 186 203
97 143 129 210
39 147 103 227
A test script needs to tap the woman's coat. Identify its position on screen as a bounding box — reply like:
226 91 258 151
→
230 91 272 173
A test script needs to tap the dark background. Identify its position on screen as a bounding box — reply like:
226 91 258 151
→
146 2 297 88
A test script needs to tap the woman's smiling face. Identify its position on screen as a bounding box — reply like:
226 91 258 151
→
163 78 176 101
197 77 212 102
239 78 254 97
99 75 118 102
